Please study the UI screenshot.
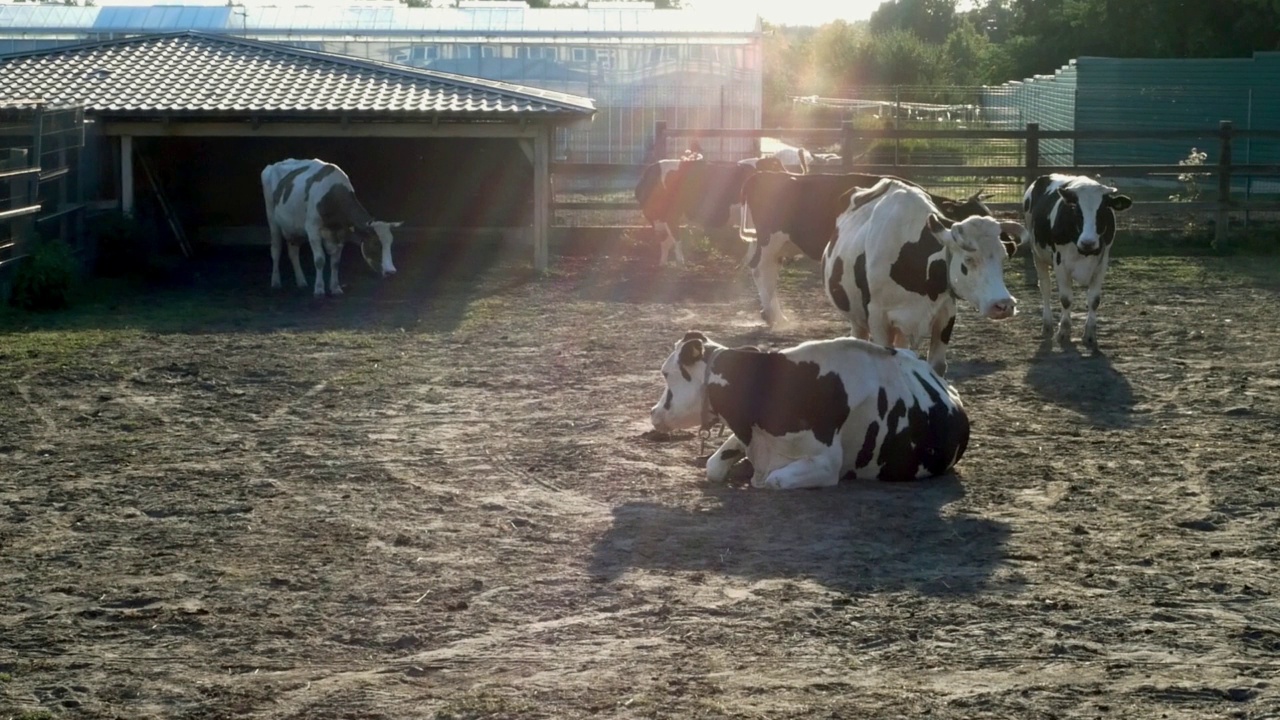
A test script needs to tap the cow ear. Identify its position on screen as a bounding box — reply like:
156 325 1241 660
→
1107 194 1133 212
678 337 704 367
926 213 948 233
934 200 958 218
682 330 708 343
998 221 1026 256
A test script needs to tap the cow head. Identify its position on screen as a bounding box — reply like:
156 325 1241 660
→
744 156 786 173
354 220 402 278
650 331 724 433
1057 182 1133 254
934 190 993 223
927 214 1026 321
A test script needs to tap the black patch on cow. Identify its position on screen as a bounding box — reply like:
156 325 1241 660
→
1060 297 1071 309
855 421 879 468
960 263 968 275
874 374 970 482
683 330 709 343
827 256 851 313
705 350 849 447
662 389 673 411
316 183 374 234
853 253 871 320
940 315 956 345
1054 251 1061 266
889 226 948 301
719 448 744 462
877 388 888 418
1089 295 1100 311
271 166 309 208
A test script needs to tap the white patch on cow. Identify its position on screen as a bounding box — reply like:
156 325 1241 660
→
825 178 1023 375
650 334 968 490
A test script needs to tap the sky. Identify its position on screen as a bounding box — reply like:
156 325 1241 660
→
685 0 883 26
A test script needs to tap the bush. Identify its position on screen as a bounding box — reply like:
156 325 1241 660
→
9 238 78 312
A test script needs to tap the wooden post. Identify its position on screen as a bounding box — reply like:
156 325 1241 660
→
652 120 667 162
840 120 854 171
1214 119 1233 250
120 134 135 216
533 124 551 273
1025 122 1040 189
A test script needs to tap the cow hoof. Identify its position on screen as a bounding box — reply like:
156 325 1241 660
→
1055 328 1072 345
1041 321 1054 336
330 287 344 296
271 281 282 289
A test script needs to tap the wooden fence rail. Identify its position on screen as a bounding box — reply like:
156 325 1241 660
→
551 120 1280 248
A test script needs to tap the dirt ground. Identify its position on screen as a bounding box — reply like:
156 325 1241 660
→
2 234 1280 719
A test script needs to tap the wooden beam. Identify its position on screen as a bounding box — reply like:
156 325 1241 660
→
102 120 542 139
120 134 134 216
533 124 551 273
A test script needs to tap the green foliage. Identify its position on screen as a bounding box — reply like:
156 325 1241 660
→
8 238 78 312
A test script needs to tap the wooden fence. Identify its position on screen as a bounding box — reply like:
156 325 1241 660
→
551 120 1280 247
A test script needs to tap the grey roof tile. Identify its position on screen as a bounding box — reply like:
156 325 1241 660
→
0 30 596 119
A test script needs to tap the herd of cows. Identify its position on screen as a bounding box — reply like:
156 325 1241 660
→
257 151 1133 491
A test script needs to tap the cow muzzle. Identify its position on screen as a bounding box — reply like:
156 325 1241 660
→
1077 237 1101 254
985 298 1017 320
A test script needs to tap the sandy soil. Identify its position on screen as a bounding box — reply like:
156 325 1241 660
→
2 236 1279 719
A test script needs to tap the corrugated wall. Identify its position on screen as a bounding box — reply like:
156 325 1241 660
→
980 62 1076 164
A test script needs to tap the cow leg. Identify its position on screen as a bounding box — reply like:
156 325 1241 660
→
328 242 344 296
269 225 284 289
760 450 842 490
307 233 328 297
751 233 787 326
654 221 676 266
705 434 748 483
1053 259 1074 345
1034 247 1055 335
927 310 957 376
286 241 308 289
867 310 895 348
1082 254 1110 349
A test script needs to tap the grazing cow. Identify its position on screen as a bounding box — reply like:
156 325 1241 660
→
1022 174 1133 348
635 154 785 266
262 158 402 296
740 171 994 326
823 178 1025 376
649 331 970 489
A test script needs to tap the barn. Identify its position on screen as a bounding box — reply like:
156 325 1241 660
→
0 1 763 163
0 30 597 270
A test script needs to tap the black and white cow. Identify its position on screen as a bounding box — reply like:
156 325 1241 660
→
1023 174 1133 348
823 178 1025 376
740 171 994 326
262 158 401 296
634 155 786 266
649 331 970 489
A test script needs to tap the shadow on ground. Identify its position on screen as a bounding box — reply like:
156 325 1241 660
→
589 474 1015 597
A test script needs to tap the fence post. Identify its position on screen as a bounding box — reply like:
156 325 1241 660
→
840 120 854 171
27 104 44 216
1025 122 1040 189
1214 119 1233 250
652 120 667 162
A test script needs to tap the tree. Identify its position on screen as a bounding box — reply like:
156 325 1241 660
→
869 0 957 44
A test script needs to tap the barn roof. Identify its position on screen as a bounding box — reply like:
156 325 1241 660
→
0 30 596 120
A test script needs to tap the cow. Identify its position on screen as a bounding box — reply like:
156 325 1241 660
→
634 154 785 266
740 171 994 326
823 178 1026 376
1022 174 1133 348
261 158 401 297
770 145 814 174
649 331 970 489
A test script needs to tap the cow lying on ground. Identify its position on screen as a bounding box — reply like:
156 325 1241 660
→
635 154 785 266
823 178 1026 376
649 331 970 489
262 158 402 296
1022 174 1133 348
740 171 994 326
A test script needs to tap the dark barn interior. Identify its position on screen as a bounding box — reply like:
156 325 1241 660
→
132 135 536 242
